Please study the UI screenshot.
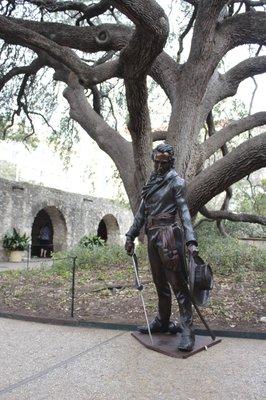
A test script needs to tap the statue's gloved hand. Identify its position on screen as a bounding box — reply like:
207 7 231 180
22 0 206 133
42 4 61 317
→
125 238 135 255
187 242 199 256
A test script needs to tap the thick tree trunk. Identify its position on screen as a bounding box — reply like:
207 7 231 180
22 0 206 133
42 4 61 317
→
167 97 204 180
125 78 153 209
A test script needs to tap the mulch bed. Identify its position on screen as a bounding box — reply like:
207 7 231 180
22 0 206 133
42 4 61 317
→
0 263 265 333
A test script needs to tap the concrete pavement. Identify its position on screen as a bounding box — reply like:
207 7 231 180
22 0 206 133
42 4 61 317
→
0 318 265 400
0 259 53 272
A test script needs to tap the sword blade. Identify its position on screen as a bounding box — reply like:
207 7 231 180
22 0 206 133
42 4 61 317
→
132 254 153 345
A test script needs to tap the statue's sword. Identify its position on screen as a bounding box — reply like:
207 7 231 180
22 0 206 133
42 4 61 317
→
131 253 154 345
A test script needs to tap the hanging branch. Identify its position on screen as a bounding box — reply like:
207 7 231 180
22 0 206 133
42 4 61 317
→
2 73 30 137
247 44 262 138
177 5 197 63
206 110 216 137
91 85 102 115
89 50 117 116
101 91 118 130
216 170 233 236
0 57 44 91
27 110 58 135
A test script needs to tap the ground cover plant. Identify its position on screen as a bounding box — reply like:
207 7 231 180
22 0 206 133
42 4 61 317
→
0 227 265 332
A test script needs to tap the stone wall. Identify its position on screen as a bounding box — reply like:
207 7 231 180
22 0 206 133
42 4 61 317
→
0 178 133 261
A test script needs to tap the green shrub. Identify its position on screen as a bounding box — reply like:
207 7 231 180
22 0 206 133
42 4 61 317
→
51 257 73 278
3 228 30 251
52 224 265 278
50 240 151 279
224 220 266 238
196 223 266 275
78 234 105 249
53 243 131 271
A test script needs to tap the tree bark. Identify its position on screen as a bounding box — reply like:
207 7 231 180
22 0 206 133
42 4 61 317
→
188 133 266 215
0 1 266 224
202 112 266 161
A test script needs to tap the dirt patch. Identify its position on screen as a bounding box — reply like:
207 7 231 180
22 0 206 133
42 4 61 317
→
0 263 265 332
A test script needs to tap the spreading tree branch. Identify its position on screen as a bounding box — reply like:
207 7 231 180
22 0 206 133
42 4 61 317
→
23 0 112 25
183 9 266 104
23 0 89 13
0 16 179 102
0 15 95 86
152 130 167 142
194 217 214 229
232 1 266 6
203 56 266 116
0 16 124 88
188 0 228 64
202 112 266 160
187 132 266 215
200 206 266 225
63 72 132 177
177 1 266 10
4 17 133 52
218 11 266 53
182 1 229 97
219 55 266 101
0 57 44 91
62 71 139 210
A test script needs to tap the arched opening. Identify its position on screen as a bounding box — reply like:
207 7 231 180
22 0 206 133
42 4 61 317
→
31 209 53 257
97 214 120 244
97 219 107 242
31 206 67 257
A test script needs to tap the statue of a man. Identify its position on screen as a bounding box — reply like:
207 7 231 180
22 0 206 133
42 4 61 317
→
125 143 198 352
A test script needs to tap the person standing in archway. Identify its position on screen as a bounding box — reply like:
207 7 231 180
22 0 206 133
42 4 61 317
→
125 143 198 352
38 225 51 258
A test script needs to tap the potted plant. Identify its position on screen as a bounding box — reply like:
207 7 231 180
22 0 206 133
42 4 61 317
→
3 228 30 262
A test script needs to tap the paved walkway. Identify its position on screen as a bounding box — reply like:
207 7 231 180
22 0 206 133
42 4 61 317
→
0 318 264 399
0 259 53 271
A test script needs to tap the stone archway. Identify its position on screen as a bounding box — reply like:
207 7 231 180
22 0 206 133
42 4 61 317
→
97 214 120 244
31 206 67 256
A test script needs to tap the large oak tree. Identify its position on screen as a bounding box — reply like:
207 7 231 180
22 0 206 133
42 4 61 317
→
0 0 265 227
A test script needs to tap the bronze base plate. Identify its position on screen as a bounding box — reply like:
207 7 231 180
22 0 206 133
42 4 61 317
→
131 331 222 359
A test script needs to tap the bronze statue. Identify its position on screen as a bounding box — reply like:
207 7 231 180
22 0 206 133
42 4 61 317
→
125 143 198 352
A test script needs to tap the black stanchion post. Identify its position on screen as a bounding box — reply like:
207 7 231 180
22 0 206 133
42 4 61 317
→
26 243 31 270
71 256 77 318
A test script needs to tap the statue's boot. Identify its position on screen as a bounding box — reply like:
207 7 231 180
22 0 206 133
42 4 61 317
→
137 316 179 334
176 292 195 352
178 327 195 352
